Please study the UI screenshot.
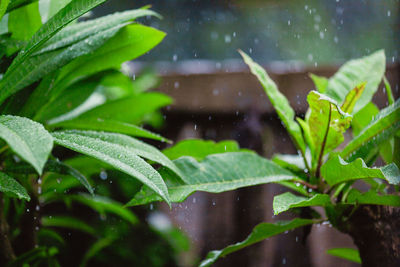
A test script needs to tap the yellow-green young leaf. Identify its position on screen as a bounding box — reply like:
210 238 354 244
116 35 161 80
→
163 139 243 161
127 152 298 206
325 50 385 114
199 218 315 267
8 1 41 40
0 115 53 174
42 216 96 236
346 189 400 206
321 155 400 186
340 99 400 162
51 130 170 205
0 171 30 200
309 73 328 93
0 0 9 20
273 192 331 215
326 248 361 264
239 50 306 155
307 91 352 169
341 82 366 114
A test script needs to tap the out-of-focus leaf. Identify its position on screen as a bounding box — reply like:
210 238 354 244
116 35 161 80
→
199 218 315 267
6 0 38 13
340 99 400 162
351 102 379 136
0 171 30 200
326 248 361 264
40 0 72 23
128 152 299 206
309 73 328 93
383 76 394 105
272 154 306 173
341 83 366 114
240 50 306 154
325 50 385 113
0 115 53 174
163 139 243 161
307 91 351 170
52 130 170 205
8 1 41 40
321 155 400 186
80 236 116 267
0 0 9 20
42 216 96 236
345 189 400 206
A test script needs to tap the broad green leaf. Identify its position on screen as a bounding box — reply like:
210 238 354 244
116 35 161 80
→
383 76 394 105
0 115 53 174
340 99 400 161
307 91 352 169
0 171 30 200
52 24 166 95
321 155 400 186
273 192 331 215
326 248 361 264
52 118 170 143
346 189 400 206
309 73 328 93
42 216 96 236
8 1 41 40
51 130 170 204
127 152 299 206
0 0 9 20
163 139 242 161
69 194 138 225
239 50 306 154
0 22 124 103
35 7 159 55
199 218 315 267
272 154 306 173
325 50 385 113
341 83 366 114
275 181 310 197
351 102 379 136
54 93 171 125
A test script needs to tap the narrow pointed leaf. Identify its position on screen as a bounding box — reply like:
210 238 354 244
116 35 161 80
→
309 73 328 93
0 115 53 174
341 83 366 114
340 99 400 161
326 248 361 264
199 218 315 267
273 192 331 215
163 139 243 161
0 171 30 200
42 216 96 236
127 152 299 206
51 130 170 204
325 50 385 113
240 50 306 154
383 76 394 105
321 155 400 186
346 189 400 206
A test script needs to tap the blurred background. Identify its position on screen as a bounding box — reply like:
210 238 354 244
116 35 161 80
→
89 1 399 266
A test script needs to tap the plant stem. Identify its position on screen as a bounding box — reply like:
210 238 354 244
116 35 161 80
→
296 179 318 190
0 193 16 262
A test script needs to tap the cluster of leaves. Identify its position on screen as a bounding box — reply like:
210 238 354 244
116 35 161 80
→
127 50 399 265
0 0 190 265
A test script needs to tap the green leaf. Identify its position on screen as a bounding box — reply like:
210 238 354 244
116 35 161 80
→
0 171 30 200
51 130 170 204
383 76 394 105
326 248 361 264
0 0 9 20
69 194 138 225
8 1 41 40
321 155 400 186
53 24 166 95
80 236 116 267
35 7 159 55
325 50 385 113
307 91 352 170
0 115 53 174
351 102 379 136
6 0 38 13
40 0 72 22
52 118 170 143
309 73 328 93
272 154 306 173
273 192 331 215
346 189 400 206
127 152 299 206
341 83 366 114
53 93 171 125
199 218 315 267
162 139 242 161
340 99 400 162
41 216 96 236
239 50 306 154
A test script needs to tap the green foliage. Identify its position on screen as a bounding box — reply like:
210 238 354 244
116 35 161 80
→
0 171 30 200
273 192 331 215
326 248 361 264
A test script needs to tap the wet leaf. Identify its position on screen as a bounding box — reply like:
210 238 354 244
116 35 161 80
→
346 189 400 206
273 192 331 215
326 248 361 264
0 171 30 200
341 83 366 114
